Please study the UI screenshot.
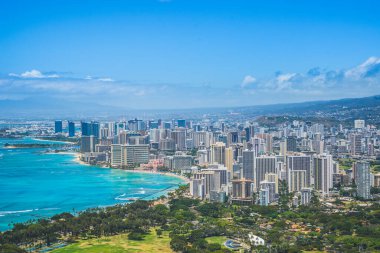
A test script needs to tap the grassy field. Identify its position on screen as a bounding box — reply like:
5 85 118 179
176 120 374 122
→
205 236 228 248
338 158 354 170
52 229 173 253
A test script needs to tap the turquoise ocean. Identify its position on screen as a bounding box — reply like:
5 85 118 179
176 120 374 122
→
0 138 183 231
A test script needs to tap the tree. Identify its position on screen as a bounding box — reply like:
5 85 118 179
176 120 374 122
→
192 238 208 250
196 203 224 218
156 228 163 238
170 236 188 252
310 190 321 209
207 243 221 251
278 180 290 212
128 232 144 240
0 244 27 253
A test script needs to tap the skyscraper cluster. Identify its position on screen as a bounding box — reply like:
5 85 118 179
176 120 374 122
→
72 117 377 201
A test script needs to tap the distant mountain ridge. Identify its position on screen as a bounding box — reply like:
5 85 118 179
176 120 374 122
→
232 95 380 115
234 95 380 127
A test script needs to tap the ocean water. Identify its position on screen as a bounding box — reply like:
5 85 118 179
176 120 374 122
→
0 138 183 231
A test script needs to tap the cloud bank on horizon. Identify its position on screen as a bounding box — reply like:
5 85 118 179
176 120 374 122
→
0 57 380 110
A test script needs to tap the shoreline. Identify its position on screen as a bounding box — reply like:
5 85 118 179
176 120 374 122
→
121 168 190 183
31 137 75 144
46 151 90 166
55 151 189 183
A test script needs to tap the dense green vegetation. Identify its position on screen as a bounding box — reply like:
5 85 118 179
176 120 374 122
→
370 159 380 173
0 200 167 252
338 158 355 170
52 229 173 253
1 185 380 253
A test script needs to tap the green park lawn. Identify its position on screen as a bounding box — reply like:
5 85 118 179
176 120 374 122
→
52 229 173 253
205 236 228 248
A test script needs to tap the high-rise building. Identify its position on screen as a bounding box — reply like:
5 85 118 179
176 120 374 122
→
280 141 287 156
244 127 251 142
259 188 269 206
127 119 146 131
232 178 254 199
260 180 276 203
257 133 273 154
159 138 175 151
300 188 313 205
225 147 234 171
311 140 324 154
265 173 279 193
81 121 100 138
355 161 371 199
171 129 187 151
289 170 306 192
122 144 149 167
242 150 255 180
286 136 297 152
313 154 333 195
177 119 186 128
81 135 96 153
190 178 205 199
350 133 362 156
150 129 161 143
55 120 63 133
202 165 228 186
149 121 159 129
164 122 172 129
249 125 255 140
192 131 213 148
68 121 75 137
354 119 365 129
227 131 239 145
197 149 209 165
211 142 226 165
111 144 122 166
111 144 149 167
286 155 312 187
193 170 224 197
374 173 380 188
310 123 324 135
172 154 193 170
252 137 264 155
255 156 277 191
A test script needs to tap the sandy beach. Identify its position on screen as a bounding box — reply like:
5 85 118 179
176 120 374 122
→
45 151 90 166
123 168 190 183
31 137 75 144
65 151 190 183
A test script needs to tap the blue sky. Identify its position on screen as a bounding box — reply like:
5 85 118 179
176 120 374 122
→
1 0 380 110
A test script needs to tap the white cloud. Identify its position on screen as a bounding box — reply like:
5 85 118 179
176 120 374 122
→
21 70 44 78
9 69 59 78
97 77 114 82
345 56 380 79
276 73 296 83
2 57 380 109
242 57 380 95
241 75 256 88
